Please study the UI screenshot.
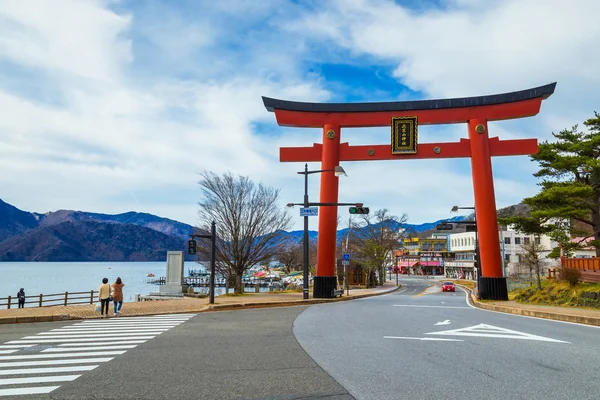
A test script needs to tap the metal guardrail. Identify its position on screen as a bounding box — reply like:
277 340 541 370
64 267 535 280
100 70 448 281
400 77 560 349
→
0 290 99 310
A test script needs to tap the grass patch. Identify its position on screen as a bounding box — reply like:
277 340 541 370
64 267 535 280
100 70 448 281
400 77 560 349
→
510 280 600 308
449 280 476 290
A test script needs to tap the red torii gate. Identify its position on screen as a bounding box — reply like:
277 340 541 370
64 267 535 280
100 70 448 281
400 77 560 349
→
262 83 556 300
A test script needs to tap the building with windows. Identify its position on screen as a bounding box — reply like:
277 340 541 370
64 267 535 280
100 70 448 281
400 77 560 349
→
446 232 477 280
397 237 447 275
500 226 559 276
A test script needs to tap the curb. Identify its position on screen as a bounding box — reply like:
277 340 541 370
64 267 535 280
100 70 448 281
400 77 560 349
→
457 285 600 327
0 315 70 324
206 285 403 312
0 285 403 324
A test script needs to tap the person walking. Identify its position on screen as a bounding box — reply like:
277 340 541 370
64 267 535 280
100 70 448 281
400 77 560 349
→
98 278 112 319
17 288 26 309
111 277 125 315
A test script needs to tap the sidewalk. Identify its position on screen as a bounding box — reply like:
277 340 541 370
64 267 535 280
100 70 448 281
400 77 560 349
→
0 282 400 324
471 297 600 326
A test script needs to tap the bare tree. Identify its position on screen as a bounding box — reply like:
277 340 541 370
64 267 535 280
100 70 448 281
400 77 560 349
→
518 237 546 290
277 242 302 273
349 209 408 287
196 171 292 294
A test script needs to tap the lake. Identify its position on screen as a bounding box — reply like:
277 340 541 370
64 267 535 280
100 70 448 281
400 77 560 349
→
0 261 211 304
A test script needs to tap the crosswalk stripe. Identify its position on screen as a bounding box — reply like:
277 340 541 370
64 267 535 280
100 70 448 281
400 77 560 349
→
0 365 98 376
0 374 80 386
8 336 156 343
42 345 137 352
58 340 146 346
49 327 172 333
0 351 126 361
0 385 60 396
71 322 183 327
76 318 190 324
29 332 165 339
0 358 114 368
0 314 195 395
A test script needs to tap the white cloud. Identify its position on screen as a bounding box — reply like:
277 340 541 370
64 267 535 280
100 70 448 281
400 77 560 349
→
0 0 598 233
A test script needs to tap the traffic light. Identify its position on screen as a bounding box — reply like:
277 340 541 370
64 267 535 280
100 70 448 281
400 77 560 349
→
349 207 369 214
187 239 197 255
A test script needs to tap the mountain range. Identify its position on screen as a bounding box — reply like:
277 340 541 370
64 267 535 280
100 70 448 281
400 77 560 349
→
0 198 500 262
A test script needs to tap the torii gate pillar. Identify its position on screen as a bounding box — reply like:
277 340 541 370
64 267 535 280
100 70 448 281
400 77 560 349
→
263 83 556 300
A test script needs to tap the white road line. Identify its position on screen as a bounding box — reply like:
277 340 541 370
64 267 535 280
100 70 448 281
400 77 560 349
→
0 345 35 349
0 365 97 376
393 305 472 309
0 351 17 355
0 385 60 397
31 332 165 338
70 323 182 328
42 345 137 352
58 340 146 346
0 351 126 360
8 336 156 343
0 374 80 386
384 336 464 342
0 357 113 368
76 318 190 324
50 327 172 332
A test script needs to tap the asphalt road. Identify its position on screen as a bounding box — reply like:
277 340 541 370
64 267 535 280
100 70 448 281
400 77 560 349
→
1 279 599 399
0 308 353 400
293 278 600 400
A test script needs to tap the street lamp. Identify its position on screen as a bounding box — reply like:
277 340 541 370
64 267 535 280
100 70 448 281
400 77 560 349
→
293 163 347 299
450 205 479 284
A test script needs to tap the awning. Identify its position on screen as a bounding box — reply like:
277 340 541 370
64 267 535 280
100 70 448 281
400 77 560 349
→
399 261 418 267
419 261 441 267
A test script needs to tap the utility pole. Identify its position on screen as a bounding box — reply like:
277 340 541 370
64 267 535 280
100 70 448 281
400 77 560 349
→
344 215 352 296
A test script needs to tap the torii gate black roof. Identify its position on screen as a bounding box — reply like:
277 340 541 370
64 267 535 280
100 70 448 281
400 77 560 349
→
262 82 556 113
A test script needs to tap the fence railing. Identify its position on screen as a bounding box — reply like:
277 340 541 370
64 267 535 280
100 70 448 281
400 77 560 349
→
0 290 98 310
561 257 600 271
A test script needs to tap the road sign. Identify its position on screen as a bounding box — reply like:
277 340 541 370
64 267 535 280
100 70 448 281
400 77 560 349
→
343 253 350 261
300 207 318 217
342 260 350 266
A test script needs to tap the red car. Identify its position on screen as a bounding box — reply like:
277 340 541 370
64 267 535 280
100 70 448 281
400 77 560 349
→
441 282 456 292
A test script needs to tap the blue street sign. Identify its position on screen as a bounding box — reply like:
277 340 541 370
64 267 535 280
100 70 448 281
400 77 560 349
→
300 207 318 217
343 253 350 261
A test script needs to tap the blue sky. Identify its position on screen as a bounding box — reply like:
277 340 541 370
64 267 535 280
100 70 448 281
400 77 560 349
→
1 0 599 231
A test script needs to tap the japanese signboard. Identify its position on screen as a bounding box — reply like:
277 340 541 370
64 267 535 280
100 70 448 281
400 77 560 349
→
391 116 418 154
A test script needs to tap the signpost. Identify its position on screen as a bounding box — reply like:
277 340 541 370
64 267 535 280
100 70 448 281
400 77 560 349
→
300 207 318 217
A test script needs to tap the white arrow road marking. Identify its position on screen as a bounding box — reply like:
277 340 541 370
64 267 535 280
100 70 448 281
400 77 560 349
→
425 323 570 343
384 336 463 342
435 320 451 326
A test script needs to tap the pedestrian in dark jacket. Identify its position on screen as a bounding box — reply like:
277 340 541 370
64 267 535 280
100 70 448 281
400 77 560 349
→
17 288 25 308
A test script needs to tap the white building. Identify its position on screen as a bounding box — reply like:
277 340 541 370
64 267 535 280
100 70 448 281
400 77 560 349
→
445 227 560 279
500 225 559 276
446 232 477 280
